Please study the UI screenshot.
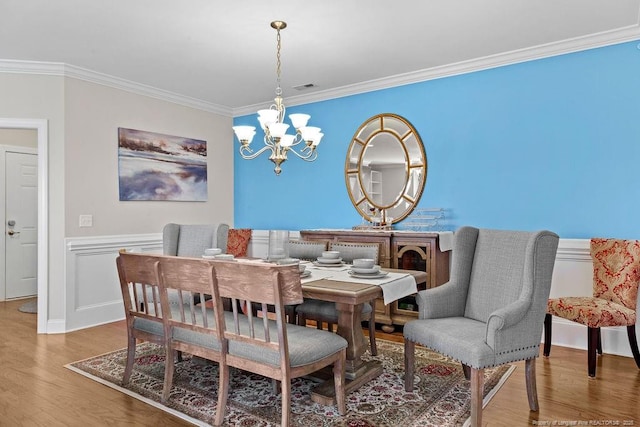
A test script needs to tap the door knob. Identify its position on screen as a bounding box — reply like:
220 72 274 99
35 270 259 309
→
7 230 20 236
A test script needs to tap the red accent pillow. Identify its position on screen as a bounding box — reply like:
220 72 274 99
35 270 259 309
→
227 228 252 257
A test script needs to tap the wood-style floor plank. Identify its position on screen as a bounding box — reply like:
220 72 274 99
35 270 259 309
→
2 298 638 426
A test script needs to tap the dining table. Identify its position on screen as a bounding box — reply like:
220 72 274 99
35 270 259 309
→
299 262 427 406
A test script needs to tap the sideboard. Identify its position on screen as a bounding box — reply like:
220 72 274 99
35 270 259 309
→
300 229 451 332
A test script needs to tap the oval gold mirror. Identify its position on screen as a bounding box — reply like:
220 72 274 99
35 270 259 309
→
345 113 427 225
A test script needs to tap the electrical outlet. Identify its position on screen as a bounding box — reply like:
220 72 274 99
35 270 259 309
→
79 214 93 227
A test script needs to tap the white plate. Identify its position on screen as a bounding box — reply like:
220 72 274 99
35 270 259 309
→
350 265 380 274
300 270 311 278
313 261 346 267
316 257 343 264
348 270 389 279
202 255 217 259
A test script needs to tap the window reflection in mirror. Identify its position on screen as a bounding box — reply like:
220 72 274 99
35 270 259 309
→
359 133 407 207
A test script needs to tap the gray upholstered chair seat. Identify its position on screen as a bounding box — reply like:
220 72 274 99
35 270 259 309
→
225 314 347 368
159 309 347 368
404 318 498 369
132 301 191 336
296 299 372 320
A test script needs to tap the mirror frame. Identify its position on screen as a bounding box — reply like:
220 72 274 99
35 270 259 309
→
345 113 427 225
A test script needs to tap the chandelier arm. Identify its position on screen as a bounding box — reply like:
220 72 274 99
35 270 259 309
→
286 135 305 147
239 145 274 160
302 150 319 162
286 146 316 161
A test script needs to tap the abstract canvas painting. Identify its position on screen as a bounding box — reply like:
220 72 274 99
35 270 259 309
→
118 128 208 201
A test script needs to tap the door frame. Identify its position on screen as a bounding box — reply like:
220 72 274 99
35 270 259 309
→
0 119 48 333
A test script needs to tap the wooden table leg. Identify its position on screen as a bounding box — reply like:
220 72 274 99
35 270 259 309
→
310 301 383 405
335 302 365 372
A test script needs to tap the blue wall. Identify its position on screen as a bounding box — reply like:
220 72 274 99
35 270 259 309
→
234 40 640 239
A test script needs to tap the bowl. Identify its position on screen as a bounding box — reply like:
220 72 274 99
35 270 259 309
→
204 248 222 256
322 250 340 259
353 258 375 269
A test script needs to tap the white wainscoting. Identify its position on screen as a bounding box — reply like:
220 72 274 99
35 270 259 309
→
63 233 162 332
61 232 639 359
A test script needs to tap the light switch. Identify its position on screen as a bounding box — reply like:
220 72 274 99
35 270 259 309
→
79 214 93 227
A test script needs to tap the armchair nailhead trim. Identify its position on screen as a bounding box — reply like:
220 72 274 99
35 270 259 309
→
411 340 540 369
496 344 539 356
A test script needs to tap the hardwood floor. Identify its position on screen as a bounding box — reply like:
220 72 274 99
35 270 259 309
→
2 298 638 426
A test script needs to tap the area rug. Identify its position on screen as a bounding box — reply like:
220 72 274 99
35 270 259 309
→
18 299 37 313
66 339 514 426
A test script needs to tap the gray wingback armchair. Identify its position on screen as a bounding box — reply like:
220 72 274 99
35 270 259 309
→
162 223 229 257
404 226 559 427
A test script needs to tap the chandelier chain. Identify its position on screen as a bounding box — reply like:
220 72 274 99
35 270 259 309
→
275 27 282 96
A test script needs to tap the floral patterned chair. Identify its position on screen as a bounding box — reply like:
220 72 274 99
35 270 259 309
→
544 238 640 377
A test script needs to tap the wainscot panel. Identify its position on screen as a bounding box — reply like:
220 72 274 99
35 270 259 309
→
64 234 162 332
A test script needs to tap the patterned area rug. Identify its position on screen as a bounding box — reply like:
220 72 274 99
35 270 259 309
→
66 339 514 426
18 299 37 313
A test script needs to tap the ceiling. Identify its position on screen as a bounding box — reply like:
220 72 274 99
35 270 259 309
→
2 0 639 116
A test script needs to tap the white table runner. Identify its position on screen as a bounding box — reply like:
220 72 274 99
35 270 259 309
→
237 260 418 305
303 263 417 305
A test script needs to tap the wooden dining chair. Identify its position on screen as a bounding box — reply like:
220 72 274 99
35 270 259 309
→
214 260 347 426
545 238 640 377
116 251 171 385
296 241 380 355
155 256 348 426
155 255 229 426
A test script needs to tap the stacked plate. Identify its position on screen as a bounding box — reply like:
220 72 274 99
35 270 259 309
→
300 269 312 278
348 264 389 279
313 256 345 267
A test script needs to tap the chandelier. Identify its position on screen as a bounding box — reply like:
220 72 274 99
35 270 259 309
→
233 21 323 175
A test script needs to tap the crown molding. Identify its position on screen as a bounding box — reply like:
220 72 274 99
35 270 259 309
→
2 21 639 120
0 59 233 117
233 24 640 117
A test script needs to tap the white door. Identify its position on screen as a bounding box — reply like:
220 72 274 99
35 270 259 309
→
5 152 38 299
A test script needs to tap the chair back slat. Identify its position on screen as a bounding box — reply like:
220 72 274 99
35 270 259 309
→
156 256 226 349
117 252 164 322
211 261 297 355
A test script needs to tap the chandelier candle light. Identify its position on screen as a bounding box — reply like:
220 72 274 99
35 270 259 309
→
233 21 323 175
